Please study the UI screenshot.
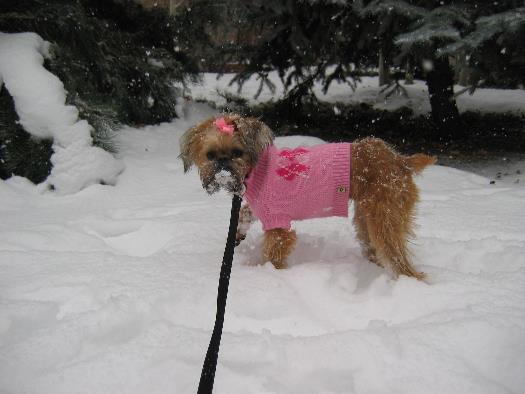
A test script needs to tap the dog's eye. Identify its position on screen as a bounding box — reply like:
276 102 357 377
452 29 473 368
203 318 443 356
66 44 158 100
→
232 148 244 158
206 150 216 160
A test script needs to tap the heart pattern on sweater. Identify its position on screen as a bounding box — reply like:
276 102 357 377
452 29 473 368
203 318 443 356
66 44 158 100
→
276 147 310 181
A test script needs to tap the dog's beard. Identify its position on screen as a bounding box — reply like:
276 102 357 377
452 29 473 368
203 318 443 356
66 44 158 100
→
201 163 244 195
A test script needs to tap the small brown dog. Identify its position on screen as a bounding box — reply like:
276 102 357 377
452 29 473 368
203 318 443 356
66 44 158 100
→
180 114 435 280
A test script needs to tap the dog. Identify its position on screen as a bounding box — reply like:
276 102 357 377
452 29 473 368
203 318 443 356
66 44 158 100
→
179 114 436 280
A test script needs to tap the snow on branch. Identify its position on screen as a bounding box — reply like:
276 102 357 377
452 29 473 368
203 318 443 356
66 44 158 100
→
358 0 426 19
394 5 469 46
442 7 525 53
395 24 461 45
0 32 124 194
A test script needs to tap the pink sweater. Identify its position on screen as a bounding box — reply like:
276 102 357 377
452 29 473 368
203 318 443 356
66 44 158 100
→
244 143 351 230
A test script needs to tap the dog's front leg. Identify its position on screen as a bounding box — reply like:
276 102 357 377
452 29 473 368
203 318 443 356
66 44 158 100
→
235 204 256 246
263 228 297 269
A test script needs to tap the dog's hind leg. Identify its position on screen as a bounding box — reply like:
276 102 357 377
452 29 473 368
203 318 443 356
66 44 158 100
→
364 198 426 281
353 203 381 267
350 138 426 280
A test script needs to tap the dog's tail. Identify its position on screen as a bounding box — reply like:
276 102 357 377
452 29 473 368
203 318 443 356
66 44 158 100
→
406 153 437 174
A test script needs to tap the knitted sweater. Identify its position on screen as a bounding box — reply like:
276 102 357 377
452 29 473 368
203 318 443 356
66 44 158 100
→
244 143 351 230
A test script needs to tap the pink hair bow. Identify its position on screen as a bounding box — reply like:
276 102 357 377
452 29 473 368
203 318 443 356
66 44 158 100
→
214 117 235 135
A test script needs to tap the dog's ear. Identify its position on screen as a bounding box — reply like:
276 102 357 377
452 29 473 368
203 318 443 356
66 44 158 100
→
179 118 213 172
233 117 274 164
179 125 197 172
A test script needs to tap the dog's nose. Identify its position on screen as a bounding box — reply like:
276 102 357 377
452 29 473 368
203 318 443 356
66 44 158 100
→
216 152 231 163
216 155 232 170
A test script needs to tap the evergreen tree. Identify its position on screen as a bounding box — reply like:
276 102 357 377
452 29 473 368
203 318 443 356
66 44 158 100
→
363 0 524 136
441 5 525 88
217 0 524 140
0 0 208 183
0 87 53 183
357 0 426 86
1 0 202 125
222 0 365 107
394 3 472 136
227 0 468 135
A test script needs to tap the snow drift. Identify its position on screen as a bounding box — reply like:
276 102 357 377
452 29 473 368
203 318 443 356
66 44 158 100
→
0 32 123 194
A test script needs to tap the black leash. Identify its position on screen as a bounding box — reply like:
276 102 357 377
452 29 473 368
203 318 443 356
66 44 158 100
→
198 194 243 394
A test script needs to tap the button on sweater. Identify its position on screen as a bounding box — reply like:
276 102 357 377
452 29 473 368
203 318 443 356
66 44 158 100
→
244 143 351 231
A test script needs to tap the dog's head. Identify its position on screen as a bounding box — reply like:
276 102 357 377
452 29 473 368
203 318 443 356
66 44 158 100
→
179 114 274 194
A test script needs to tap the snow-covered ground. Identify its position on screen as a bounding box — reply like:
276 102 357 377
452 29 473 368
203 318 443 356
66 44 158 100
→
1 31 525 392
190 72 525 115
1 102 525 393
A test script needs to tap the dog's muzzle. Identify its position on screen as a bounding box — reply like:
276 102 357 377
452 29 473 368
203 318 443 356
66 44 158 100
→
205 166 244 195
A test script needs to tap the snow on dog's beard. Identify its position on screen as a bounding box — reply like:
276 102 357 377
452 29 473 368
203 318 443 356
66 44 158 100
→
200 162 245 195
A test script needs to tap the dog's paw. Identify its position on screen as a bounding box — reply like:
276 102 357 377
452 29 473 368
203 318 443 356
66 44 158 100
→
271 261 288 269
235 232 246 247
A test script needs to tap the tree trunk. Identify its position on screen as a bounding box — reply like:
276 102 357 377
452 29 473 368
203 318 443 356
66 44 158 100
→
455 53 470 86
378 49 391 86
404 58 414 85
425 56 462 138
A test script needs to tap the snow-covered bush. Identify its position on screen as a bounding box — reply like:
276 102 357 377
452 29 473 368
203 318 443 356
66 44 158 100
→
0 0 201 125
0 32 123 194
0 0 209 187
